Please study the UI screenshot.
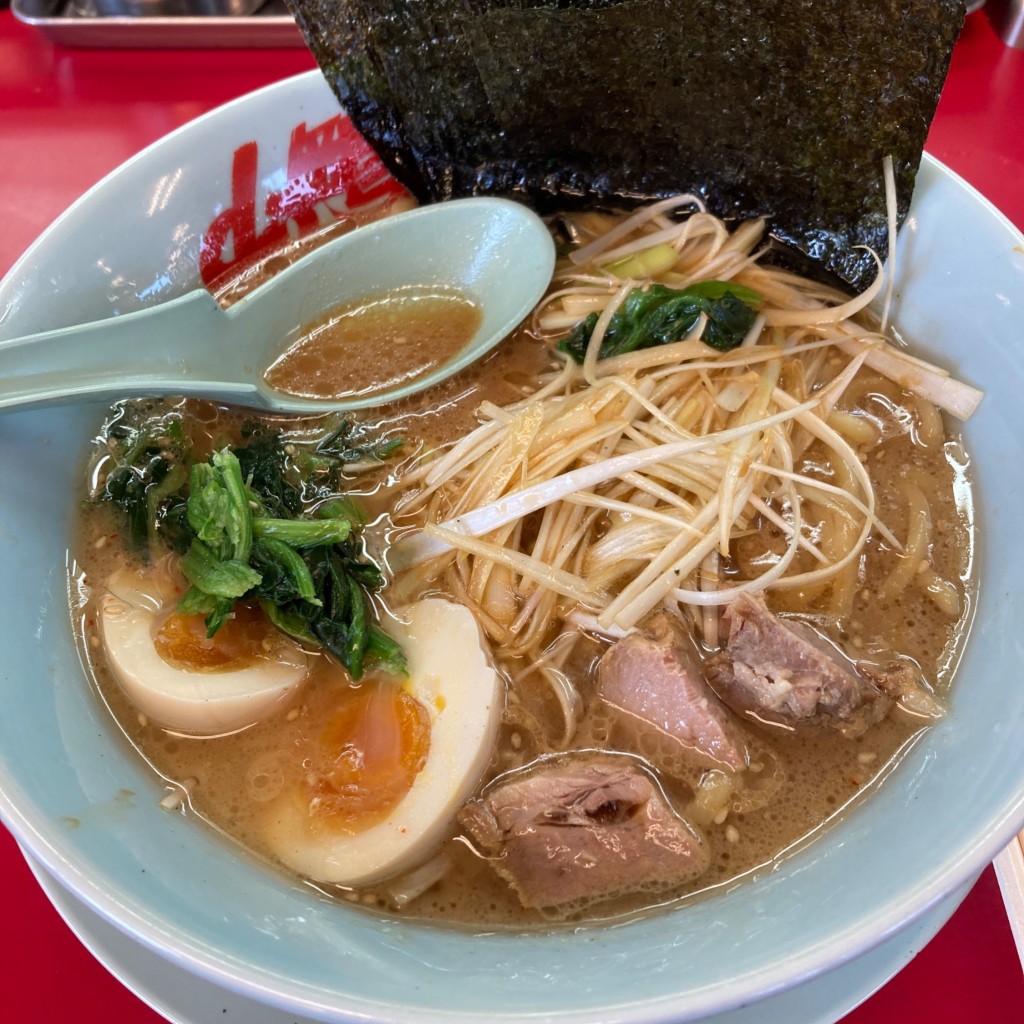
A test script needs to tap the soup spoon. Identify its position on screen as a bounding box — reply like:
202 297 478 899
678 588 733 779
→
0 197 556 415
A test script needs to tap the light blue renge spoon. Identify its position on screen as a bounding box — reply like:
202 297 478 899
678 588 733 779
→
0 198 556 414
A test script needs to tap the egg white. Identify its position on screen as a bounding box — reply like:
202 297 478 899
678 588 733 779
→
98 567 308 736
262 597 502 887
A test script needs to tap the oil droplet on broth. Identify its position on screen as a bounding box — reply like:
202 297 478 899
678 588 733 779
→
264 286 482 400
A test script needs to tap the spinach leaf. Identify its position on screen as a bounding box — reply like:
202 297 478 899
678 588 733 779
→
254 540 405 680
251 517 352 548
95 404 406 679
179 538 262 599
178 587 236 635
365 626 409 677
251 537 321 609
186 462 247 561
557 281 762 363
98 403 190 555
235 417 403 507
315 418 405 464
235 421 302 517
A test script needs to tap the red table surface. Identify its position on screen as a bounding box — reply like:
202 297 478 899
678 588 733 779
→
0 8 1022 1022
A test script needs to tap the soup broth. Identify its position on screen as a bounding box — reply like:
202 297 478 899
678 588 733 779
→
264 286 481 399
72 203 975 930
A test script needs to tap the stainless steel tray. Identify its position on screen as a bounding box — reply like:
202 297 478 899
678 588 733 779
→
11 0 306 47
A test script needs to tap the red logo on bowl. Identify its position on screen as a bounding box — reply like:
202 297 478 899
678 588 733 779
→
199 114 408 292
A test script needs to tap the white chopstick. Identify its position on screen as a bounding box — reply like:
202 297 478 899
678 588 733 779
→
994 832 1024 968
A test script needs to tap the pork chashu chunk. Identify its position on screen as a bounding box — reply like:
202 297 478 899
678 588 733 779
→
458 758 709 910
597 613 748 772
705 591 889 736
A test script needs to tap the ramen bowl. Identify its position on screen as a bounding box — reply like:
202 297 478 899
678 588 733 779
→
0 71 1022 1024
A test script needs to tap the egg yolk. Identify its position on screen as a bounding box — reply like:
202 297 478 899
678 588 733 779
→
154 605 279 671
304 683 431 833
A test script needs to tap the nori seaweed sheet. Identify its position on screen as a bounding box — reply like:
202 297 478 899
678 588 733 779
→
286 0 965 291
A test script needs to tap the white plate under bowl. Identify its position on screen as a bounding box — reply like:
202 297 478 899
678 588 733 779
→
0 70 1022 1024
22 847 974 1024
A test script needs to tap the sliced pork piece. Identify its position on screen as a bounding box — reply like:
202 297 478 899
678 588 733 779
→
458 757 708 911
705 591 890 736
597 613 748 772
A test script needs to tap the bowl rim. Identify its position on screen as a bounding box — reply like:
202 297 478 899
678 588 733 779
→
1 68 1023 1024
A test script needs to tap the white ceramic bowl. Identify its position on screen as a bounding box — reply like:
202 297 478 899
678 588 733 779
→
1 71 1022 1024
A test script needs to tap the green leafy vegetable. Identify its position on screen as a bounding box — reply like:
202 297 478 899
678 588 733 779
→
557 281 762 363
180 538 263 598
252 537 320 606
250 539 402 679
177 586 235 636
97 402 190 554
316 419 405 464
95 404 406 680
234 421 302 517
178 448 403 678
314 495 368 527
186 452 253 563
287 418 405 500
251 517 352 548
364 626 409 677
233 418 403 509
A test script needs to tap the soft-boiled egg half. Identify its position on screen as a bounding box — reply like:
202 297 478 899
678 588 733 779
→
98 566 308 735
261 598 503 887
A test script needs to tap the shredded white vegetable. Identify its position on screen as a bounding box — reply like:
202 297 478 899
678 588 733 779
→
387 196 983 695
